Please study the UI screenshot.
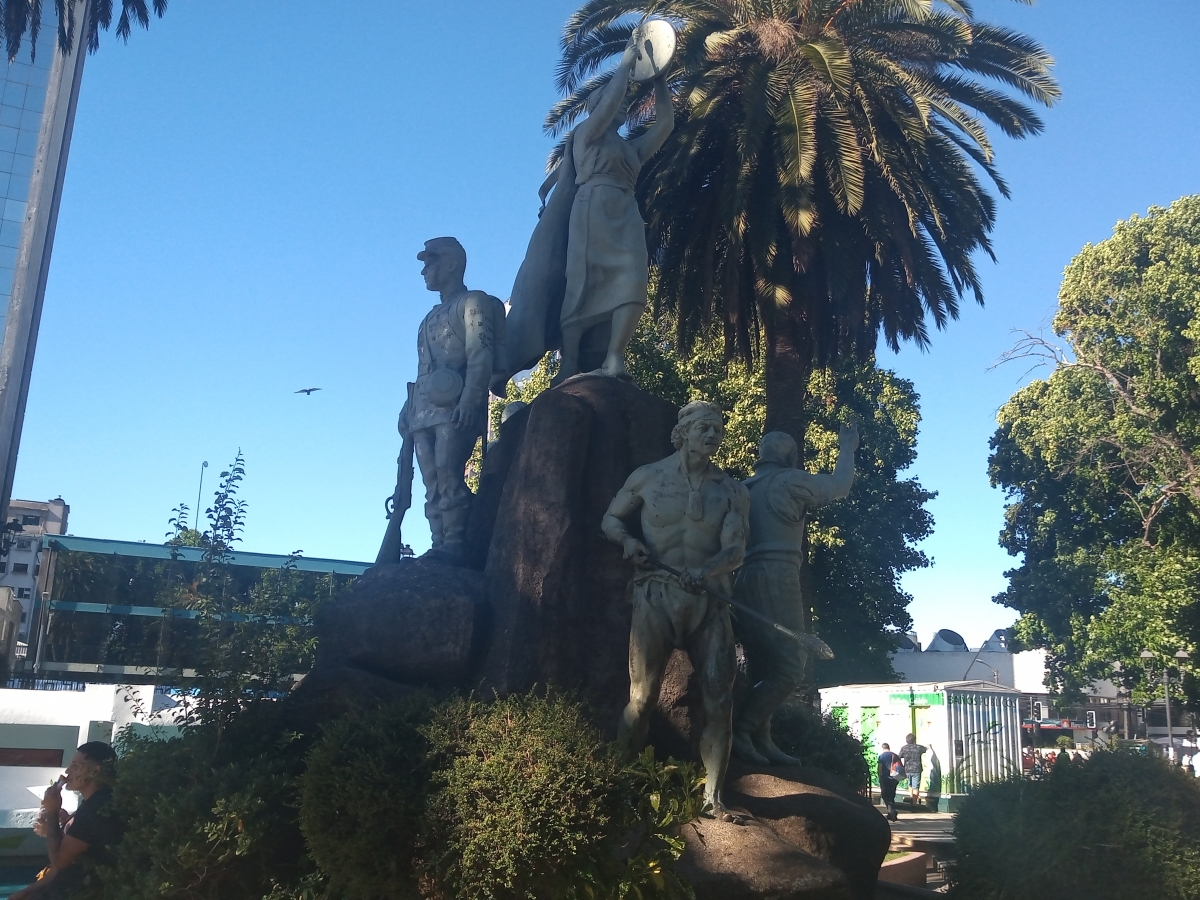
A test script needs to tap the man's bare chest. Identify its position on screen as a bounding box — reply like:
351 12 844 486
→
641 469 730 530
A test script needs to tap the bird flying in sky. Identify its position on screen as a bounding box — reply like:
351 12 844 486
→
295 387 322 395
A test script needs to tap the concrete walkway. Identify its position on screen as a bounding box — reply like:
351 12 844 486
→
873 801 957 893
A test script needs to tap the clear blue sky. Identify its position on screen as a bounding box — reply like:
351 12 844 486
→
10 1 1199 648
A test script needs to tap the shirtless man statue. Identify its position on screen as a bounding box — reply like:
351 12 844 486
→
602 401 750 814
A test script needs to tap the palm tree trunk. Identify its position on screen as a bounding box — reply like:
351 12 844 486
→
762 308 820 693
762 312 812 445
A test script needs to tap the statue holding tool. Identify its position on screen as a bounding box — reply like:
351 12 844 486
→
376 237 506 565
601 400 749 815
732 426 857 766
497 20 676 390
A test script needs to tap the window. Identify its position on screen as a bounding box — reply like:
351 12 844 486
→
11 563 26 575
20 515 39 526
16 588 29 599
0 562 5 573
14 539 29 550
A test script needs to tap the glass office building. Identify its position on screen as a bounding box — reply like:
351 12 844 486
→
0 27 56 327
0 4 87 520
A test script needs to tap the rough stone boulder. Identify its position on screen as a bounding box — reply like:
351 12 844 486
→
474 375 678 730
677 816 851 900
308 557 488 688
726 765 891 900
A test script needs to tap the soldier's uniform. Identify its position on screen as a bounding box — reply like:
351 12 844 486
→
406 288 505 554
733 435 854 762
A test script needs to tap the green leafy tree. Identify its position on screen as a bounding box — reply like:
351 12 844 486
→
552 0 1058 440
989 196 1200 704
45 451 353 734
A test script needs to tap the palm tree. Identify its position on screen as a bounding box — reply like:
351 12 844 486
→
551 0 1059 440
1 0 165 61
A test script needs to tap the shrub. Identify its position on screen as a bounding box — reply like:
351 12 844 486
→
298 691 701 900
299 694 438 900
951 750 1200 900
424 691 700 900
422 692 623 899
770 700 870 791
98 703 318 900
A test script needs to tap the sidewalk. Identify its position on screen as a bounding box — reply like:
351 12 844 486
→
887 808 956 842
875 801 957 893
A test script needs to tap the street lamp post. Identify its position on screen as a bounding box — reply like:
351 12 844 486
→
195 461 208 535
1141 649 1191 763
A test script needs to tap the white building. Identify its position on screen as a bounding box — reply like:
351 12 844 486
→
888 627 1135 750
0 498 67 641
821 680 1022 809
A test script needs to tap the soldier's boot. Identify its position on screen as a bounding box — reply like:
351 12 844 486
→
736 680 800 767
423 489 444 550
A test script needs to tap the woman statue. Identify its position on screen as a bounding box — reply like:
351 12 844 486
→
497 28 674 390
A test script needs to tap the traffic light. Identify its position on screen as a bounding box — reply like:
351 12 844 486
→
1032 701 1044 721
1086 710 1097 729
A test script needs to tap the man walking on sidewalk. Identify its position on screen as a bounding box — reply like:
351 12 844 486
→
877 742 902 822
900 733 927 807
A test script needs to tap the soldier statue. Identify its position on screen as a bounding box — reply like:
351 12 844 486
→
732 425 858 766
602 401 749 815
381 237 505 563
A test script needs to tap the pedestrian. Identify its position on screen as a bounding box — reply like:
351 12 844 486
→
11 741 122 899
877 743 903 822
1031 749 1044 780
900 733 926 807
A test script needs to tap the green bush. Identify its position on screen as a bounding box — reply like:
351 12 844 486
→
99 703 319 900
423 693 625 899
770 700 871 791
299 695 437 900
300 691 702 900
85 691 700 900
951 750 1200 900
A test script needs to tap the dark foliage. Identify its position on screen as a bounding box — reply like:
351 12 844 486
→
770 700 871 791
95 703 318 900
952 751 1200 900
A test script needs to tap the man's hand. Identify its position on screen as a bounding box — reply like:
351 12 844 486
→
838 423 859 452
680 567 707 594
451 402 480 432
622 537 649 566
42 781 62 815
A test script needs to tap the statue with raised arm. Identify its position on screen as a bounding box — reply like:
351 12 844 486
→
497 26 675 390
732 425 858 766
388 237 505 563
602 401 749 815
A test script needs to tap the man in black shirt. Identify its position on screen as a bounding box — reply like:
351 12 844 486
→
12 741 121 899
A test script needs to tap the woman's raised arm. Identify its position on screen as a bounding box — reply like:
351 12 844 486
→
577 38 638 143
634 74 675 162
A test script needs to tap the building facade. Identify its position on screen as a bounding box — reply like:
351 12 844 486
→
0 2 88 521
0 497 67 640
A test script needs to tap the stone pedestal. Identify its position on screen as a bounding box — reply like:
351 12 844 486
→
474 375 677 731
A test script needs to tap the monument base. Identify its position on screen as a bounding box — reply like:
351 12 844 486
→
293 377 888 897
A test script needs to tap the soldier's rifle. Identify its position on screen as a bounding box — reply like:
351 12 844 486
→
375 382 416 565
645 556 833 660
